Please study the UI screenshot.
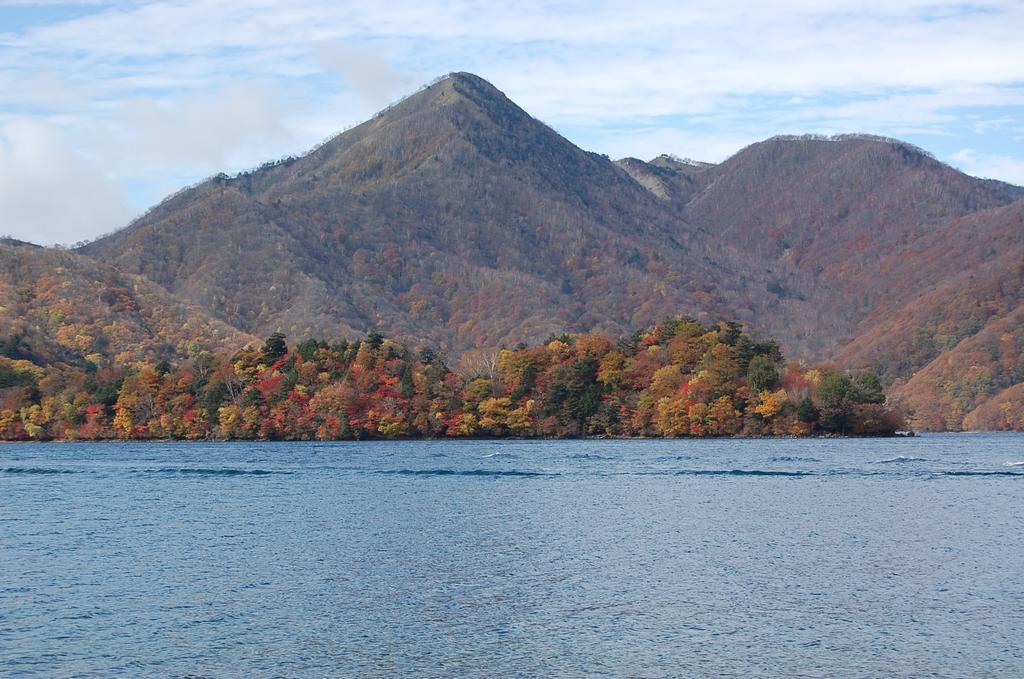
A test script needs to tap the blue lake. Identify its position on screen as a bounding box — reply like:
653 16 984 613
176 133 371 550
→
2 434 1023 677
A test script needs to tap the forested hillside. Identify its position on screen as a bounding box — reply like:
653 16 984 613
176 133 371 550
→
12 72 1017 432
891 305 1024 431
0 241 252 367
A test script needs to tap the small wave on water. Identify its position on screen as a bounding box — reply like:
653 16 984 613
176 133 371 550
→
1004 461 1024 467
874 456 928 464
566 453 614 461
375 468 556 478
140 468 290 476
1 466 79 475
677 469 814 477
940 470 1023 478
482 451 517 458
769 456 821 463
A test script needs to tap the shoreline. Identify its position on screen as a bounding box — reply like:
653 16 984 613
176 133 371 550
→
4 431 943 444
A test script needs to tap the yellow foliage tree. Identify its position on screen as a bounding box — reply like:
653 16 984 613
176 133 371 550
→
654 396 690 436
754 389 789 419
706 396 740 435
506 400 535 433
478 396 513 431
688 402 708 436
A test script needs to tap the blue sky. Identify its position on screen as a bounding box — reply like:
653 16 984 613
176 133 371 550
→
2 0 1023 244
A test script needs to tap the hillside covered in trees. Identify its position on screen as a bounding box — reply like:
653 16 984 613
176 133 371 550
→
1 72 1019 431
0 319 902 441
0 241 253 368
81 73 790 354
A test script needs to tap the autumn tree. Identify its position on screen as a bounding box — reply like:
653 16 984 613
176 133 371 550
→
0 316 910 442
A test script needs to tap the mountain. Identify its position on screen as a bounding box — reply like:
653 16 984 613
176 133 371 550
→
680 134 1020 271
73 73 1024 430
620 136 1024 429
80 73 813 353
629 134 1022 344
0 242 252 366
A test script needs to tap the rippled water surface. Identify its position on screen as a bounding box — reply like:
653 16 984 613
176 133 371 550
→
2 435 1023 677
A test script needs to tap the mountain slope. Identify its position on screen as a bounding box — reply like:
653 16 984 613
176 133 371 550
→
834 199 1024 383
664 135 1019 315
0 241 252 366
678 134 1021 268
892 303 1024 430
81 73 810 353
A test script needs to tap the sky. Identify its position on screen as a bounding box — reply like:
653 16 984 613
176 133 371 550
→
1 0 1023 245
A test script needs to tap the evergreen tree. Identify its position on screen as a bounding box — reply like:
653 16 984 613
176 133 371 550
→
261 332 288 361
851 371 885 404
747 354 780 393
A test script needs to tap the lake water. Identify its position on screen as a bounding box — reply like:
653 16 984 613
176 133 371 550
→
2 434 1023 677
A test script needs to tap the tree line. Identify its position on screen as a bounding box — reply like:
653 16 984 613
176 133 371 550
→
0 318 904 441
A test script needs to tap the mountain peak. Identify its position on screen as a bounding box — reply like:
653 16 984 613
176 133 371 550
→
379 71 517 118
443 71 501 91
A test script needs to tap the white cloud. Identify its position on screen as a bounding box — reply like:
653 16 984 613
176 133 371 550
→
1 0 1023 241
0 119 130 245
313 41 414 106
10 1 1024 123
102 83 290 172
950 149 1024 186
